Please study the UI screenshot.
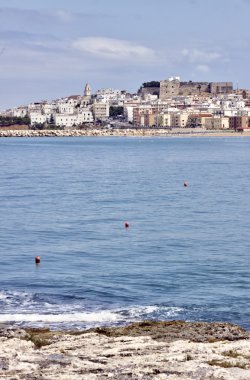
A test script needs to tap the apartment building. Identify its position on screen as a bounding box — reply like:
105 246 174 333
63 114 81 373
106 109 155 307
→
229 116 250 131
158 113 171 127
171 112 189 128
92 102 109 121
133 106 157 127
205 116 230 130
187 113 213 128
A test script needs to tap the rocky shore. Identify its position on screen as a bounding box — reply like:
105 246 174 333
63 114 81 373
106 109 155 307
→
0 321 250 379
0 128 246 138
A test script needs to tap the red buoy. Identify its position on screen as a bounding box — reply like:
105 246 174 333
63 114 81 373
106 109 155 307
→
35 256 41 264
184 181 188 187
124 221 130 229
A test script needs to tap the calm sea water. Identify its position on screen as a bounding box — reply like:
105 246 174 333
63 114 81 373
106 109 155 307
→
0 136 249 330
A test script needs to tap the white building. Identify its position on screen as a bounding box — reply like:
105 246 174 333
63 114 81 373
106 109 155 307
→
30 113 48 126
58 103 75 115
28 103 44 113
78 110 93 123
124 106 135 123
96 88 121 103
12 107 28 118
54 110 93 127
42 103 57 115
123 100 141 123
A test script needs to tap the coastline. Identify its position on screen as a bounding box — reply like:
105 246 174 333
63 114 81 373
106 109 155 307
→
0 128 249 138
1 321 250 379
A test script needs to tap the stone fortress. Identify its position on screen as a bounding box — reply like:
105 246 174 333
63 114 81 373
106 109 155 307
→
140 77 233 100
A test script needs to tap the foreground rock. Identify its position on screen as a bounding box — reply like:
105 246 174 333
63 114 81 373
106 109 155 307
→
0 321 250 379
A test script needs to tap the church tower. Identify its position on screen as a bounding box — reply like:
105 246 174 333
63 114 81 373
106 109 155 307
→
84 82 91 97
81 82 92 107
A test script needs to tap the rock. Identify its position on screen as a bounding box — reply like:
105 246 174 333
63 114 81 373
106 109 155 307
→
0 322 249 379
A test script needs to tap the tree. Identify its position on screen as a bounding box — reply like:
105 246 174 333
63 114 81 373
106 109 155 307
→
142 81 160 88
109 106 124 117
0 115 30 126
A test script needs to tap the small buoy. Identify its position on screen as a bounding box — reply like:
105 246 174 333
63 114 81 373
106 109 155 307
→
184 181 188 187
35 256 41 264
124 221 130 229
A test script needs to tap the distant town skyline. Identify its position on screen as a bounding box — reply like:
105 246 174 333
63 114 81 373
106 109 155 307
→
1 0 250 110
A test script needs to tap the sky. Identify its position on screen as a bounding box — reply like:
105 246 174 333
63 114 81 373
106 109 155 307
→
0 0 250 110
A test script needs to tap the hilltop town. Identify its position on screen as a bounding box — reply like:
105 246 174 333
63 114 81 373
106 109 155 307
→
1 76 250 133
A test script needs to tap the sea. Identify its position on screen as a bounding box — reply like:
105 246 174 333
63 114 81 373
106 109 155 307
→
0 136 249 331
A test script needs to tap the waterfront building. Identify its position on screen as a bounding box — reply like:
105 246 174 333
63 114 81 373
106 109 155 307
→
205 116 230 130
158 113 171 127
229 116 250 131
187 113 213 128
170 112 189 128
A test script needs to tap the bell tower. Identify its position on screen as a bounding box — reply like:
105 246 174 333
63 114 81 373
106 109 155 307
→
84 82 91 97
81 82 92 107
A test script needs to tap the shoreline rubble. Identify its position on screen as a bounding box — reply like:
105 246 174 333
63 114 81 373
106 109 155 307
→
1 320 250 379
0 128 248 138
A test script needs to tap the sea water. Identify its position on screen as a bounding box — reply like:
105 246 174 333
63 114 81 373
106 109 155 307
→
0 136 249 330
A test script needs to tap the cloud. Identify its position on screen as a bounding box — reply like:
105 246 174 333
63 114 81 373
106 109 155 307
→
72 37 157 62
196 64 210 73
55 10 74 22
181 48 221 63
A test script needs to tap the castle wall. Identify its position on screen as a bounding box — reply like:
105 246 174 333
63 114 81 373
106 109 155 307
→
160 79 180 100
159 79 234 100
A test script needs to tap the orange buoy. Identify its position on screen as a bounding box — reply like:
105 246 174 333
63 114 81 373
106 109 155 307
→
35 256 41 264
184 181 188 187
124 221 130 229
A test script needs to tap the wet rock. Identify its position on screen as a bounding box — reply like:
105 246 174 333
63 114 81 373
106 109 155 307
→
90 320 250 343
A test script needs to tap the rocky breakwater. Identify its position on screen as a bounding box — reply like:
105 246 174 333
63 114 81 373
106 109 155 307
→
0 128 172 138
0 321 250 379
0 128 240 138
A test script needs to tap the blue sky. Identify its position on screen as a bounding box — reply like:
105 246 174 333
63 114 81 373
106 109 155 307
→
0 0 250 109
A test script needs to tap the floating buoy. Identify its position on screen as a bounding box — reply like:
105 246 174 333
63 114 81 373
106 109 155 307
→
184 181 188 187
35 256 41 264
124 221 130 229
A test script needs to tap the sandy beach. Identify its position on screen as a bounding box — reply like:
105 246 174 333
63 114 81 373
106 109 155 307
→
0 321 250 379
